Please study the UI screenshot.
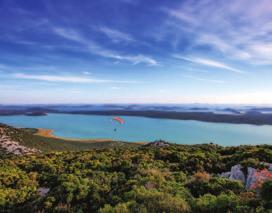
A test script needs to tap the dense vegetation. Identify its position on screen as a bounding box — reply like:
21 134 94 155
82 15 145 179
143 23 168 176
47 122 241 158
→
0 123 138 153
1 141 272 212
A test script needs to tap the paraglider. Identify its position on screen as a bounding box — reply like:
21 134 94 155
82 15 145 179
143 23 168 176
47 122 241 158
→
112 117 125 124
112 117 125 132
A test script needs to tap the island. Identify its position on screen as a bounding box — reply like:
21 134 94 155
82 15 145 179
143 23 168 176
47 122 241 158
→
2 104 272 125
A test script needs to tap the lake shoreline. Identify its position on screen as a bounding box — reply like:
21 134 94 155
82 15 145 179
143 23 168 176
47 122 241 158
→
35 128 118 143
35 128 147 145
2 113 272 146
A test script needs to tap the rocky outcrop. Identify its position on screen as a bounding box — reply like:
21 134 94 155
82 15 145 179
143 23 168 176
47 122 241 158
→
246 167 257 190
221 164 246 183
0 126 40 155
221 164 272 190
38 187 50 197
144 140 170 147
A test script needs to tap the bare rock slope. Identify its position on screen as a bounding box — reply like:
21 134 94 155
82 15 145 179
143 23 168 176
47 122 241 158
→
0 125 40 155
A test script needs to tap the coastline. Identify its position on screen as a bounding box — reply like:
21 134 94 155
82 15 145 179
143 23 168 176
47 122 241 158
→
35 128 147 145
35 128 117 143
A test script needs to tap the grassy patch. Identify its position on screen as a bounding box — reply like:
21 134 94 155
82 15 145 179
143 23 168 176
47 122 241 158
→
0 123 139 152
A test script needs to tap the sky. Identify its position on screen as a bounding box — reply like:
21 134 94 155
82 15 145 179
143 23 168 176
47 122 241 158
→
0 0 272 104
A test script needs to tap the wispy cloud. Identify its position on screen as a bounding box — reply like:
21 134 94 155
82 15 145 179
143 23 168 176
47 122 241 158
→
174 55 245 74
163 8 197 25
14 73 140 84
53 27 86 43
98 26 134 43
246 43 272 64
163 0 272 64
53 27 158 66
108 53 158 66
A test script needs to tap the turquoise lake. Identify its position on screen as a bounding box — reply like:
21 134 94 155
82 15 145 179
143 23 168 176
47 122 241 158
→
1 113 272 146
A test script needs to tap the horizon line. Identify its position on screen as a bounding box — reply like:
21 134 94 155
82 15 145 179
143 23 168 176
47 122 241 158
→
1 102 272 106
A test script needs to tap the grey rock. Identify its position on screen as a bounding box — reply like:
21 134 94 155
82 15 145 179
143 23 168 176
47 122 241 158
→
246 167 257 190
229 164 246 183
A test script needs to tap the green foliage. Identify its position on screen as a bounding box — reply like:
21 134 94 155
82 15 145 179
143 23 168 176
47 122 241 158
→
193 192 239 213
0 128 272 212
260 180 272 202
0 165 38 209
186 175 244 197
0 123 139 153
124 187 190 213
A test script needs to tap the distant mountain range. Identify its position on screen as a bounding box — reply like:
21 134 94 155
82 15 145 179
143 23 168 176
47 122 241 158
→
1 104 272 125
1 104 272 114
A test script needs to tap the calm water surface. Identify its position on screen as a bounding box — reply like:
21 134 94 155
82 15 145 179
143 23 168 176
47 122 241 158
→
0 113 272 146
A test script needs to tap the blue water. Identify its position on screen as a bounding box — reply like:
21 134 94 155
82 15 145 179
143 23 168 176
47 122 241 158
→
0 113 272 146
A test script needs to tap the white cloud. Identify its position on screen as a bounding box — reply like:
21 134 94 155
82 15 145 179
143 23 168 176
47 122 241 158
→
113 54 158 66
94 49 158 66
164 8 197 25
53 27 158 66
174 55 245 74
98 26 134 43
163 0 272 64
196 34 251 60
53 27 86 43
246 43 272 64
14 73 140 84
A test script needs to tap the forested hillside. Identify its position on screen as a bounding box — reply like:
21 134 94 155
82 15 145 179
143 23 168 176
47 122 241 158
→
1 134 272 212
0 123 138 154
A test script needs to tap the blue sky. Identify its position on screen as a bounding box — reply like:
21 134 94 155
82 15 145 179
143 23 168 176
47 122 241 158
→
1 0 272 104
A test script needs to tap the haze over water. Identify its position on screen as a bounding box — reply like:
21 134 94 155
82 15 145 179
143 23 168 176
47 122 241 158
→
1 113 272 146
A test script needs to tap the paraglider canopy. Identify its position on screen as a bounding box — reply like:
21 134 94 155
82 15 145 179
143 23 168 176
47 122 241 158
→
112 117 125 124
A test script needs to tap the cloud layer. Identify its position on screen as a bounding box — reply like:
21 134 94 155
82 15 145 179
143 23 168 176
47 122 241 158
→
0 0 272 104
164 0 272 64
174 55 245 74
53 27 158 66
14 73 139 84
